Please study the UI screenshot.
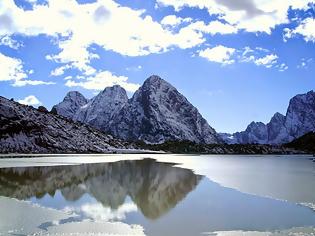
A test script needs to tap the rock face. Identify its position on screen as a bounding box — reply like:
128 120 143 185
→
53 75 221 144
233 122 268 144
51 91 88 119
0 96 132 153
220 91 315 144
109 75 221 143
267 112 287 143
73 85 128 131
284 91 315 140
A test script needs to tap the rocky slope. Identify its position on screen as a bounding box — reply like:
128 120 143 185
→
53 75 221 144
221 91 315 144
0 96 134 153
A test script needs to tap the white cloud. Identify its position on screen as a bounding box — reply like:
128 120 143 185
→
18 95 42 106
199 45 236 65
65 70 140 92
254 54 278 68
284 18 315 42
278 63 289 72
0 35 22 49
1 0 211 75
0 52 28 82
161 15 191 27
13 79 55 87
188 20 237 35
64 75 72 80
0 52 55 86
240 47 282 69
156 0 314 33
0 0 243 77
50 64 72 76
200 45 285 69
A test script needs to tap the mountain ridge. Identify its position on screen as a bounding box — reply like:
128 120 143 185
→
53 75 222 144
221 90 315 144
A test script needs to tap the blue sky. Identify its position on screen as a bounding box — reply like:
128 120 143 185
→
0 0 314 133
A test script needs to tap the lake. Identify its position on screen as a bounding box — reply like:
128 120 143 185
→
0 154 315 235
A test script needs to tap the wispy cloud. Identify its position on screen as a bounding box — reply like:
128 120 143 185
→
0 52 55 87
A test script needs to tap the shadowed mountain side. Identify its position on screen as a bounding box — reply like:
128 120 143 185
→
0 159 201 219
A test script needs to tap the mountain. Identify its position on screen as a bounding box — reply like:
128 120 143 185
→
233 122 268 144
220 91 315 144
284 132 315 153
53 75 221 144
73 85 128 131
51 91 88 119
284 91 315 139
0 96 134 153
109 75 221 144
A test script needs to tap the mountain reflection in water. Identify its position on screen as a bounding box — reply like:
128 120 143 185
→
0 159 201 219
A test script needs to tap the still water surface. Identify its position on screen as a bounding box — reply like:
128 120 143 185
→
0 154 314 235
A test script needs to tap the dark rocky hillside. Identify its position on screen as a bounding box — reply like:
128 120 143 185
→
0 96 136 154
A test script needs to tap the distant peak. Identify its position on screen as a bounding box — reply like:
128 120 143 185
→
143 75 164 85
273 112 284 118
109 84 125 91
65 91 81 96
147 75 162 81
142 75 174 90
100 85 127 95
64 91 86 101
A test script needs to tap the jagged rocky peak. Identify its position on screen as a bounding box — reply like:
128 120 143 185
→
235 121 268 144
74 85 128 131
270 112 285 122
109 75 221 144
51 91 88 119
64 91 87 102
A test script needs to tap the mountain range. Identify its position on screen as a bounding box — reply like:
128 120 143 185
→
220 91 315 144
1 74 314 154
53 75 222 144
